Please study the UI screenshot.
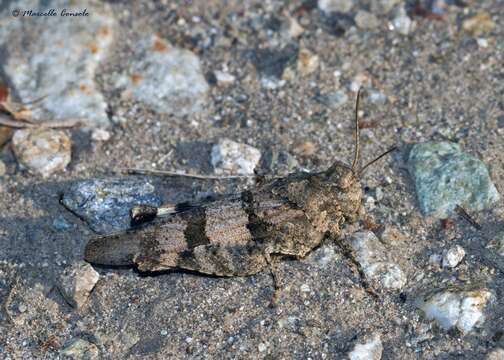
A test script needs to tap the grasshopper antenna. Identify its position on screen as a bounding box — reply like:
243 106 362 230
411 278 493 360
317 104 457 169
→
351 88 362 173
358 146 397 177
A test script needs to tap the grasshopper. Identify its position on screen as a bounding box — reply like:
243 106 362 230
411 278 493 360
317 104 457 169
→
85 90 395 277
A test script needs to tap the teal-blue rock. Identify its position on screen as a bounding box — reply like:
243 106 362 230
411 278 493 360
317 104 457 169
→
408 141 500 218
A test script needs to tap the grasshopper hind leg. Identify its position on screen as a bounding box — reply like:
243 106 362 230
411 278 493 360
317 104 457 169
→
171 242 269 277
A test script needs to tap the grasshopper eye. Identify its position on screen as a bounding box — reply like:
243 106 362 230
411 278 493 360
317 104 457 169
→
338 171 355 190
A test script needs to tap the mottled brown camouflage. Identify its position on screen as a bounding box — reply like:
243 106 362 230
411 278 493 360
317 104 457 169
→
84 165 363 276
85 90 394 277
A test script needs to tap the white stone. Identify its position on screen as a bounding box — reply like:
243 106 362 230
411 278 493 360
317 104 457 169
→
12 128 71 177
349 231 406 290
258 343 267 352
348 334 383 360
486 348 504 360
285 17 304 38
120 34 208 115
0 0 116 128
389 5 415 35
442 245 465 268
91 128 111 142
477 38 489 48
300 284 311 293
214 71 236 87
418 289 493 334
318 0 353 13
211 139 261 175
58 262 100 309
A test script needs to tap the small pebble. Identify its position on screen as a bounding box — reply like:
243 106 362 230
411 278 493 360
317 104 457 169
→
285 17 304 38
442 245 465 268
350 73 371 93
316 90 348 109
349 231 407 290
477 38 489 49
318 0 353 13
418 289 493 334
61 338 98 360
52 216 75 231
91 128 111 142
367 90 387 104
12 128 71 177
297 48 319 76
0 160 6 176
354 10 380 30
486 348 504 360
58 262 100 309
160 330 168 336
258 343 267 352
214 71 236 87
428 254 442 268
348 333 383 360
389 5 414 35
211 139 261 175
300 284 311 293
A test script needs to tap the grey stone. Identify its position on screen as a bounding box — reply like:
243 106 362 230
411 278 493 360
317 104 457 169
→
61 177 162 234
52 216 75 231
12 128 72 177
118 35 209 115
61 338 99 360
257 148 299 176
354 10 380 30
408 141 500 218
58 262 99 309
367 90 387 104
211 139 261 175
349 231 407 290
315 90 348 108
0 0 116 128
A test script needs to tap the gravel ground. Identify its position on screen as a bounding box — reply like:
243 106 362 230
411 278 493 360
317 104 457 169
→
1 0 504 359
